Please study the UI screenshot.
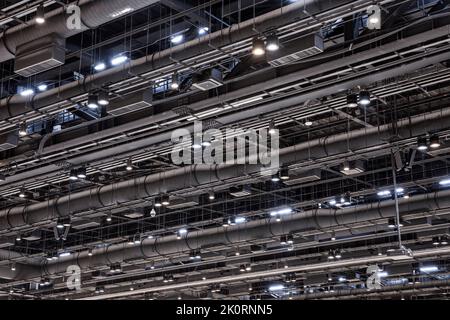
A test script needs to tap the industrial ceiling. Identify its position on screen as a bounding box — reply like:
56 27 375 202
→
0 0 449 301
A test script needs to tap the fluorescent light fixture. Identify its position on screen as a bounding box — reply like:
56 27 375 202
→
38 84 48 91
230 96 264 107
268 284 284 291
111 55 128 66
270 208 293 216
338 277 346 282
377 190 391 197
178 228 188 235
20 88 35 97
94 62 106 71
395 187 404 193
439 178 450 186
234 217 246 224
59 252 72 258
198 27 209 36
419 266 438 273
170 34 184 44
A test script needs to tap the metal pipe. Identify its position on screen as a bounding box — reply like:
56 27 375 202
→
9 188 450 280
1 105 450 234
2 46 449 191
0 0 385 120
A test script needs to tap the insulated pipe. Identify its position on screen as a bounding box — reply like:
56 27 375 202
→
0 0 158 62
0 0 385 120
37 29 450 159
13 188 450 279
2 45 448 191
1 106 450 233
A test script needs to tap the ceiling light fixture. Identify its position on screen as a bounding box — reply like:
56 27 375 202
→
18 122 27 137
111 54 128 66
359 90 371 105
162 195 170 206
268 120 277 135
69 169 78 181
171 73 180 90
252 38 266 56
154 197 163 208
35 4 45 24
77 167 87 179
279 167 290 180
429 134 441 149
198 27 209 36
20 88 35 97
19 187 27 198
94 62 106 71
170 34 184 44
347 93 358 107
38 84 48 91
417 136 428 151
98 91 110 106
87 94 99 109
126 158 133 171
266 34 280 52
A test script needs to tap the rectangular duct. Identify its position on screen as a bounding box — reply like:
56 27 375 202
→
107 89 153 116
166 196 199 209
0 236 15 248
283 169 321 185
192 68 223 91
267 34 324 67
14 34 65 77
0 131 18 151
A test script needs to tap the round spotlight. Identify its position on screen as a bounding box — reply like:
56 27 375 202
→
126 158 133 171
252 38 266 56
347 93 358 108
87 94 99 109
429 134 440 149
171 73 179 90
417 136 428 151
359 90 371 105
35 5 45 24
18 122 27 137
98 91 110 106
266 34 279 52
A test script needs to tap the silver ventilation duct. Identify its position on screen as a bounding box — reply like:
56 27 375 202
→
0 0 385 120
8 188 450 280
0 106 449 234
